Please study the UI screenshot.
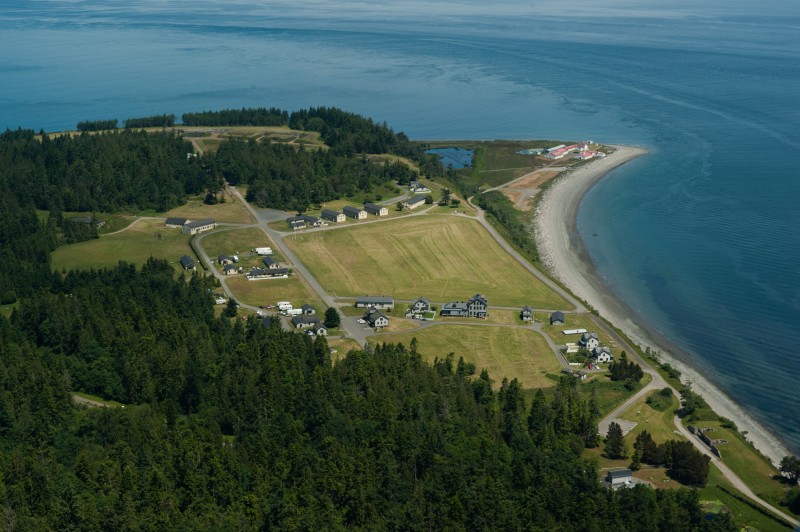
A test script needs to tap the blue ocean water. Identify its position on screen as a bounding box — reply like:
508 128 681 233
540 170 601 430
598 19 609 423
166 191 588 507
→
1 1 798 453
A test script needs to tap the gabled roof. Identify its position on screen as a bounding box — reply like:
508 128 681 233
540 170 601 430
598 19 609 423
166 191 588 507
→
263 257 277 266
165 217 188 225
179 255 195 268
607 469 632 479
364 307 389 324
321 209 341 218
342 205 365 215
406 194 428 205
218 254 231 262
469 294 488 305
363 202 385 212
550 310 564 320
291 315 320 327
185 218 215 229
223 264 238 272
301 303 315 311
412 296 430 305
522 305 533 312
356 296 394 305
248 267 268 276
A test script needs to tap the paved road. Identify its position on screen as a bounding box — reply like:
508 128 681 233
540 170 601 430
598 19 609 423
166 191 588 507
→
673 416 800 527
226 185 371 346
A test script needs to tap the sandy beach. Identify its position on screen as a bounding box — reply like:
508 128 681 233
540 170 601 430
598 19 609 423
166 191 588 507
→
534 145 791 466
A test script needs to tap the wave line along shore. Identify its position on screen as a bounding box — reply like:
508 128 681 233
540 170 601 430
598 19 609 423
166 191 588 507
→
534 144 791 466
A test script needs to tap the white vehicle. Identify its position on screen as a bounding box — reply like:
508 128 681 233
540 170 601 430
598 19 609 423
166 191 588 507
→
232 255 239 263
277 301 292 311
357 319 366 324
255 247 273 256
286 308 302 316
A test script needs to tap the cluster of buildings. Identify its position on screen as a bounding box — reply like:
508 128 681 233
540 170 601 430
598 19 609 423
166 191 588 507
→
165 217 217 235
543 143 606 161
287 203 390 229
288 304 328 336
440 294 488 319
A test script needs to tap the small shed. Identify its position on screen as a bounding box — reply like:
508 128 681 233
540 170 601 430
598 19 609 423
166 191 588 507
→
179 255 196 271
606 469 633 487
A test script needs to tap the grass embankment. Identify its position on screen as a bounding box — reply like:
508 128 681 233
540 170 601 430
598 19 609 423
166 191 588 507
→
372 325 560 389
287 215 570 309
160 189 254 224
72 391 124 408
52 218 194 273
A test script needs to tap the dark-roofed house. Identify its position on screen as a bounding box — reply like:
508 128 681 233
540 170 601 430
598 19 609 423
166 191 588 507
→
578 332 600 350
521 306 533 321
550 311 565 325
606 469 633 488
182 218 216 235
440 294 488 318
165 217 188 228
301 304 316 315
409 181 431 193
343 206 367 220
402 195 428 210
321 209 345 223
179 255 196 271
247 268 270 280
223 264 239 275
364 307 389 328
355 296 394 309
249 267 289 279
364 203 388 216
218 255 233 265
592 346 614 363
287 214 323 230
405 296 430 316
292 315 321 330
263 257 279 269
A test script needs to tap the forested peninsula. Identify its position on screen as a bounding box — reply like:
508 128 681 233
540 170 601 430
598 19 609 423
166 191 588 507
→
0 108 741 529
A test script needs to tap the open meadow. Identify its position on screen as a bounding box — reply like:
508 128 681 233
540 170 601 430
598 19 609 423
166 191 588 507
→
371 324 560 389
51 218 195 273
287 215 570 308
161 188 254 224
225 275 323 311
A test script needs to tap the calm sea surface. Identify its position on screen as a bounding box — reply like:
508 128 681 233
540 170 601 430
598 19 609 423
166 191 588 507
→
2 1 799 453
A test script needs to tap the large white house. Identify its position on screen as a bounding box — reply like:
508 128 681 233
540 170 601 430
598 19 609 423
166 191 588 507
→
578 332 600 350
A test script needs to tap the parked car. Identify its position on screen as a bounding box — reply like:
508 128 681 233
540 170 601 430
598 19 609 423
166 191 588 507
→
357 319 366 324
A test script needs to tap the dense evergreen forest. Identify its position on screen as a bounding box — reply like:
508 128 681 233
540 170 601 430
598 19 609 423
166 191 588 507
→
209 138 417 211
182 107 289 127
0 261 735 530
0 109 742 529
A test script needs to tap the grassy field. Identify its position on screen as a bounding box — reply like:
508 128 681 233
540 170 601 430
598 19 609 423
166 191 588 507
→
371 324 560 389
619 392 682 444
200 227 274 256
161 189 254 224
680 418 789 510
287 215 570 308
51 218 195 273
225 275 323 311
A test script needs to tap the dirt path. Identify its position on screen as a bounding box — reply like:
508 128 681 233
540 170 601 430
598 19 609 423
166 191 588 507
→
72 394 111 408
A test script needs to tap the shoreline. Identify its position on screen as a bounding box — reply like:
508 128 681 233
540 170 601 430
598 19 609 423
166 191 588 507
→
534 145 791 467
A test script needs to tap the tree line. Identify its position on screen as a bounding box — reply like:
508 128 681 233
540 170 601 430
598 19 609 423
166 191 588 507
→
182 107 289 126
207 137 417 211
0 260 735 529
476 190 539 262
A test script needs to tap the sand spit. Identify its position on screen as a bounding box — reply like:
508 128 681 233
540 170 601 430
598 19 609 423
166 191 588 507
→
534 145 791 466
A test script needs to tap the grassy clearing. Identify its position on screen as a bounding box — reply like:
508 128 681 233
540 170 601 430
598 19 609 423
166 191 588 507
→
681 418 788 510
161 189 254 224
698 468 794 531
51 218 195 273
0 302 19 318
200 227 279 261
72 391 124 408
578 377 648 416
372 324 560 389
225 275 323 310
287 215 570 308
619 392 682 444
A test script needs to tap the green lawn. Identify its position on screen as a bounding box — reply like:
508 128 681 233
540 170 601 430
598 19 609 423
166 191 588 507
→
161 188 254 224
680 418 789 511
225 275 323 311
372 324 561 389
287 215 571 309
619 392 682 444
51 218 195 273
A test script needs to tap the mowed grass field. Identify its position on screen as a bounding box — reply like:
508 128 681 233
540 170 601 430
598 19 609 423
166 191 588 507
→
225 275 323 311
161 189 254 224
51 218 195 273
372 324 560 389
287 215 570 308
